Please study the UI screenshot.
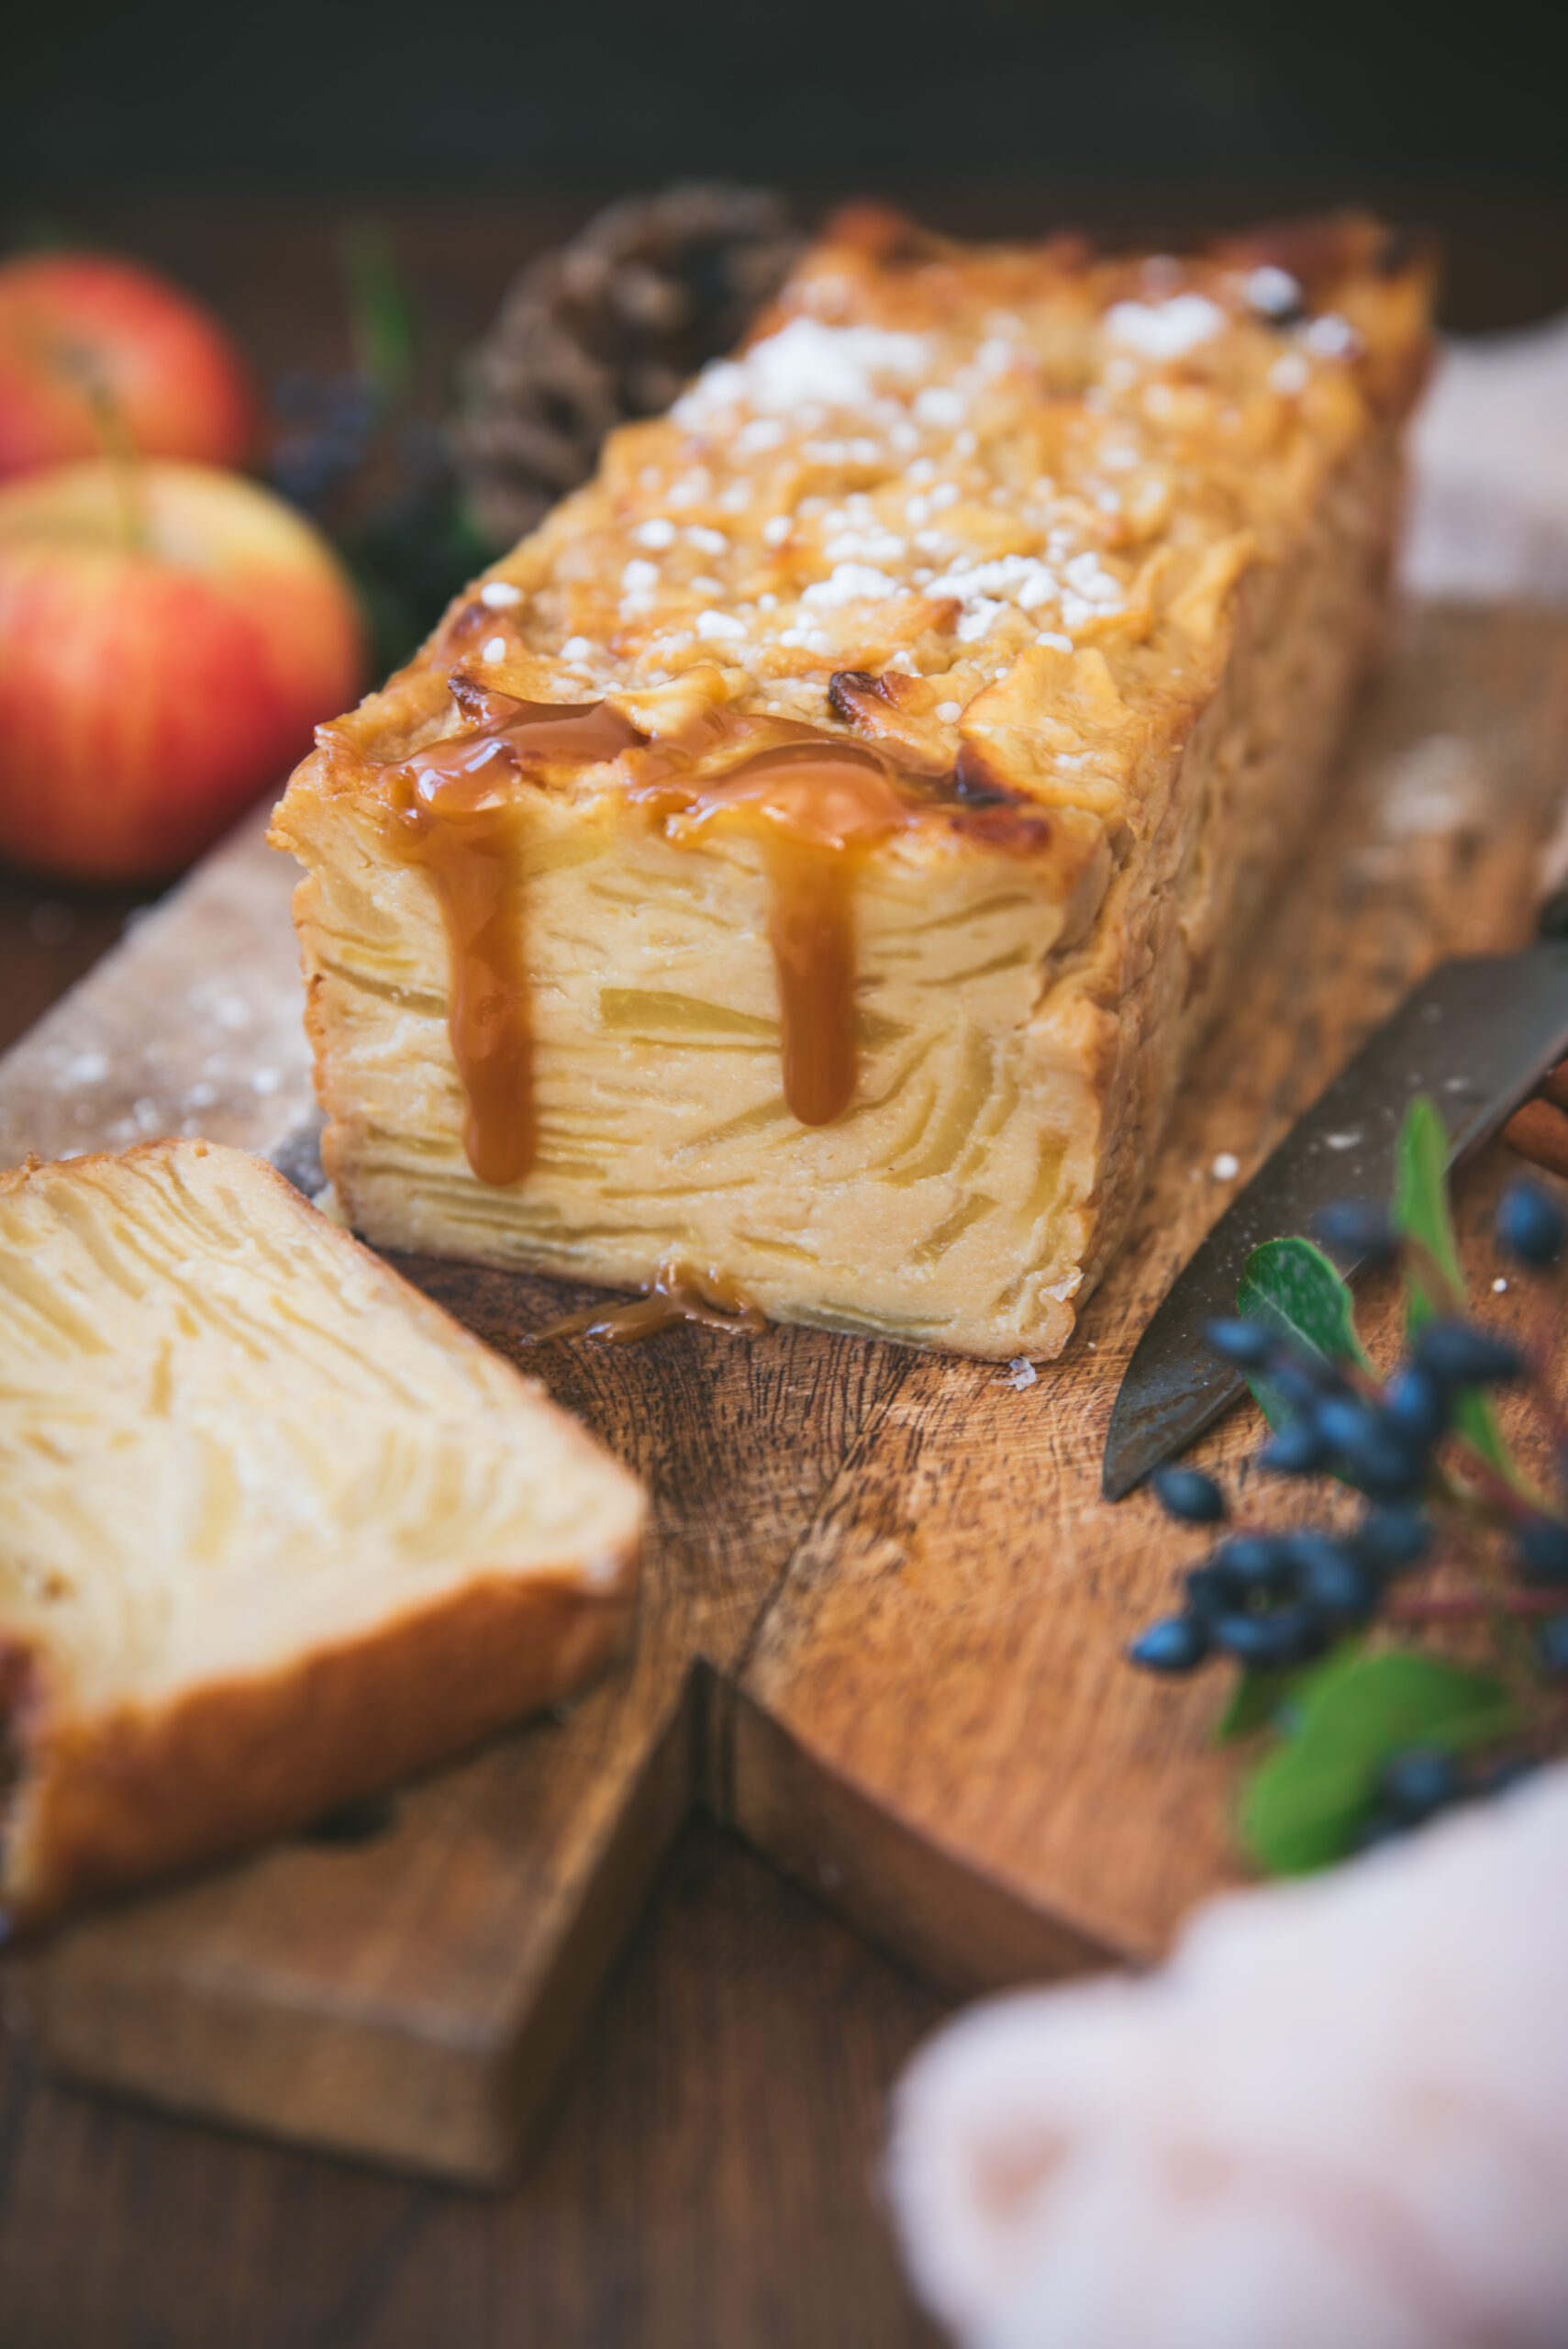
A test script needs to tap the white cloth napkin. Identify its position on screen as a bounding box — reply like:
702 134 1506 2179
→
1402 317 1568 602
887 1768 1568 2349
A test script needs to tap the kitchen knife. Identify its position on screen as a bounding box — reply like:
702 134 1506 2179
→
1102 930 1568 1501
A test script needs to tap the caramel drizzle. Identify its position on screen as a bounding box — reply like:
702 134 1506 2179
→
397 794 534 1187
532 1259 768 1344
678 746 909 1128
384 692 648 1186
380 685 916 1186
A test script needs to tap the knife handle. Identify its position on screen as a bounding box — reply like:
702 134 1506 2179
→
1502 893 1568 1173
1504 1064 1568 1178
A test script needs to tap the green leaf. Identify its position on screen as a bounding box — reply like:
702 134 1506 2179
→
1238 1235 1368 1365
1392 1093 1463 1308
1451 1384 1516 1482
1239 1648 1518 1876
1392 1095 1518 1484
1236 1235 1368 1431
339 221 416 411
1214 1665 1296 1742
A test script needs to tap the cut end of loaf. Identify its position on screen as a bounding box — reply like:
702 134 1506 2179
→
273 211 1430 1361
0 1139 645 1926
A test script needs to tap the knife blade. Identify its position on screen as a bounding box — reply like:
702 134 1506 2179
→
1101 936 1568 1501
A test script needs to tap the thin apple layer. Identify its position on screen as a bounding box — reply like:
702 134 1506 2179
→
290 782 1111 1354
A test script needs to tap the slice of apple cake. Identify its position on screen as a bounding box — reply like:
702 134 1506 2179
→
272 209 1430 1360
0 1140 643 1923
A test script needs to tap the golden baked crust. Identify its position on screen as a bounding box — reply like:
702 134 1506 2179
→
9 1568 623 1927
272 210 1431 1359
0 1140 644 1925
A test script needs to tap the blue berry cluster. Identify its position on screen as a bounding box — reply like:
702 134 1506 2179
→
1207 1309 1526 1501
1130 1477 1429 1674
270 370 382 515
267 373 488 675
1129 1175 1568 1778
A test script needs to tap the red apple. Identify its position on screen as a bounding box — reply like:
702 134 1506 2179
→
0 459 366 882
0 252 257 479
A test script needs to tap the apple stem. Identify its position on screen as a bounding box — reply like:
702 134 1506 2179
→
90 381 149 557
60 347 149 555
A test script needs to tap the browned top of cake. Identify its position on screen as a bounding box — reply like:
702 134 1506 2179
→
295 207 1430 828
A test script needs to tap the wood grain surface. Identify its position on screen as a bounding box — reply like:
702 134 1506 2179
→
0 1818 943 2349
3 604 1567 2188
738 604 1568 1974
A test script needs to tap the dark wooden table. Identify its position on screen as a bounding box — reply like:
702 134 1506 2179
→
2 183 1565 2349
0 1814 944 2348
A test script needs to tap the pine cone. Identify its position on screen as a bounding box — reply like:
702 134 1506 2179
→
455 183 802 551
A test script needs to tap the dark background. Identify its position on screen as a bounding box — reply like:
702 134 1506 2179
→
7 0 1568 195
6 0 1568 343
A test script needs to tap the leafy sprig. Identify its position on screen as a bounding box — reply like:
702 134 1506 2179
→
1129 1097 1568 1874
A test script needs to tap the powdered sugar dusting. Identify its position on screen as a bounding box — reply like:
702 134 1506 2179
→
673 317 931 427
801 562 906 610
1104 293 1227 361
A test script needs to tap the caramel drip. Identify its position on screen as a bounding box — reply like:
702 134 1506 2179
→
394 793 535 1187
534 1260 767 1344
682 748 912 1126
381 688 918 1185
384 691 648 1187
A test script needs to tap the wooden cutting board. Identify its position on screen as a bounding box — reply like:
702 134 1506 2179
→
2 604 1565 2184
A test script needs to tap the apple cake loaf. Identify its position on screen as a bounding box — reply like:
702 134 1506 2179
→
0 1140 643 1924
272 210 1431 1360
